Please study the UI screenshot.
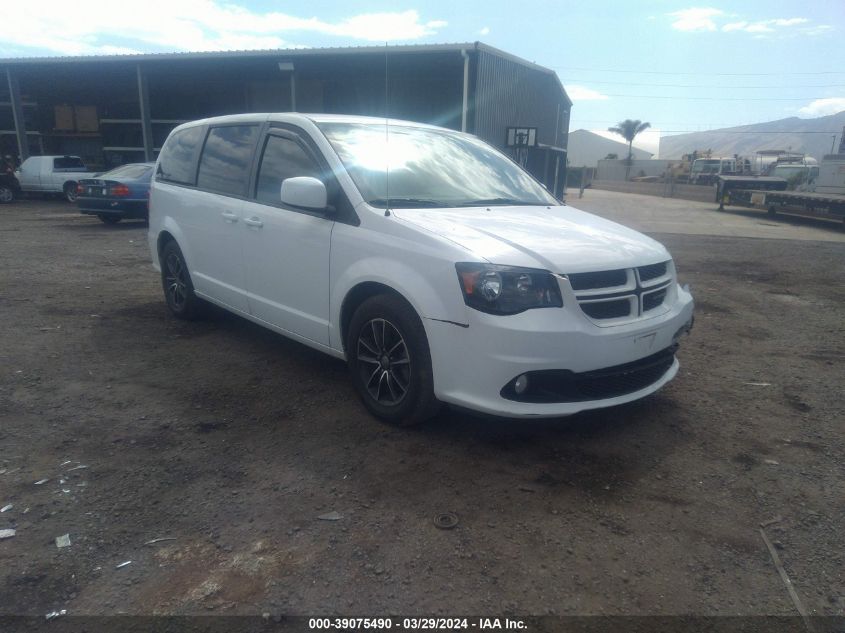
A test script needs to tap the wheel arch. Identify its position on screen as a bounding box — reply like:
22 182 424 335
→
156 230 177 259
152 216 193 273
331 257 468 352
339 282 417 352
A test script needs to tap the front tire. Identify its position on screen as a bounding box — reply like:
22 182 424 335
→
346 294 440 426
63 182 78 203
160 241 203 320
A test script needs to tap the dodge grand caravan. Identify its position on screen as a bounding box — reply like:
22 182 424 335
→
148 114 694 425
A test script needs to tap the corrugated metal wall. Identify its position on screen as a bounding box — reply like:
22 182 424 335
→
1 48 569 175
473 50 567 151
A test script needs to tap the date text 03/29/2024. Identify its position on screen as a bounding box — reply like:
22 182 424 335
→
307 617 527 630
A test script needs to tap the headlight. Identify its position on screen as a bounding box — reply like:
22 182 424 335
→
455 263 563 315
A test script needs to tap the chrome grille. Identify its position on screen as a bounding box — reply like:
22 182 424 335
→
565 261 672 323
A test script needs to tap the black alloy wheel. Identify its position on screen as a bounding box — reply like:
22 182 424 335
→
160 241 203 320
356 317 412 406
346 294 440 426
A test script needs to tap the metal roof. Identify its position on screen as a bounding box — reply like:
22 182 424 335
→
1 41 540 71
0 41 571 108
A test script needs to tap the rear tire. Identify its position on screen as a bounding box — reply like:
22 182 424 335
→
98 214 121 225
63 182 78 203
346 294 440 426
160 241 204 320
0 185 14 204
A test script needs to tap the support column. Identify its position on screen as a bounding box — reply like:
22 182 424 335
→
6 68 29 162
136 65 154 162
278 61 295 112
290 72 296 112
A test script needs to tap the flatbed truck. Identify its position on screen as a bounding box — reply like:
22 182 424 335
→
715 155 845 225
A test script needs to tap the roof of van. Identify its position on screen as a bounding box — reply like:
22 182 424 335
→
175 113 454 132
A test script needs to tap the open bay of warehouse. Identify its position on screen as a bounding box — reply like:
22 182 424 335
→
0 190 843 618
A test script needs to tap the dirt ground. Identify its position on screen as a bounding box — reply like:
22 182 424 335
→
0 192 843 619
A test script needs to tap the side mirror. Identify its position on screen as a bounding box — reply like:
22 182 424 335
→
280 176 327 211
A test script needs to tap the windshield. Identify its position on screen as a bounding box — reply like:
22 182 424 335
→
692 160 720 173
317 122 558 208
102 164 152 180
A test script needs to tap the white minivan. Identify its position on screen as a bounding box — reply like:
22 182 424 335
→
148 114 694 425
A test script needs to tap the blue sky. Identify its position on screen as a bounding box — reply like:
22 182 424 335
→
3 1 843 153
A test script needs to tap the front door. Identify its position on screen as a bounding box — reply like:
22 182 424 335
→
241 130 334 345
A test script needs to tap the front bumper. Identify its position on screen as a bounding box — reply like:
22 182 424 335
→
425 284 694 418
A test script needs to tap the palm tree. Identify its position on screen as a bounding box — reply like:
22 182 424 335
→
607 119 651 180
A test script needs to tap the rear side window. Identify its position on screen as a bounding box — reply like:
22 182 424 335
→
255 134 322 204
54 157 85 170
156 126 204 185
197 125 260 196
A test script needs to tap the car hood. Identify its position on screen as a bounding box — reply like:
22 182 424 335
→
391 205 670 273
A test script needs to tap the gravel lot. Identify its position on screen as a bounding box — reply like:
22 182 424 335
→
0 191 843 618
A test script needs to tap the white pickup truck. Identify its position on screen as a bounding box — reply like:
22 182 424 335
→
14 155 100 202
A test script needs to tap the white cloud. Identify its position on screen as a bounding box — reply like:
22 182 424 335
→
0 2 448 56
669 8 816 36
668 8 724 32
592 129 661 155
722 17 808 33
801 24 834 36
566 85 609 101
771 18 809 27
479 26 490 36
798 97 845 117
90 45 143 56
318 12 448 41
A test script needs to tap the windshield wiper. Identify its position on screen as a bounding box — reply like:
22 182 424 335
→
458 197 549 207
367 197 447 208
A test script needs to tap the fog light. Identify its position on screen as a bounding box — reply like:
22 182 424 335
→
514 374 530 395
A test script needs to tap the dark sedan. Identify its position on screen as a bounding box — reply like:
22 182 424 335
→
77 163 153 224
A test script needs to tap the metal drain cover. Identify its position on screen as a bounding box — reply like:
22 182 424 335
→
433 512 459 529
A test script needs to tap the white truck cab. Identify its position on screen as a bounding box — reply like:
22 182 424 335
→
14 155 99 202
690 157 736 185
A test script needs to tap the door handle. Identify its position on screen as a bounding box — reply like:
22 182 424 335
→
244 217 264 228
221 211 238 223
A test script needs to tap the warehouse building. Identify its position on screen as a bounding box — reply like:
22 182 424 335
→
0 42 571 197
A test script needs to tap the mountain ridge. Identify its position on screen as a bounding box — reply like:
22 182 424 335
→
658 111 845 160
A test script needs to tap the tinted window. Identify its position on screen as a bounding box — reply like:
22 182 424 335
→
156 126 205 185
101 164 152 180
54 157 86 170
255 135 322 204
197 125 259 196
